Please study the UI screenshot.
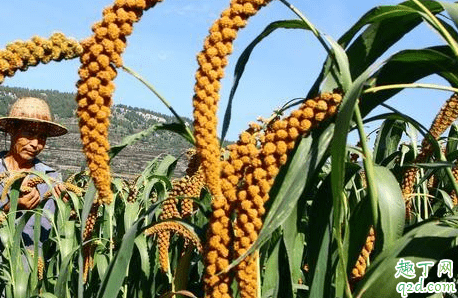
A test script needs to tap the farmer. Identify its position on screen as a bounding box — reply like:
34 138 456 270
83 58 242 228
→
0 96 69 248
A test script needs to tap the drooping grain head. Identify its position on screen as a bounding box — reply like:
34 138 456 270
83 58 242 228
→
0 33 82 83
75 0 164 205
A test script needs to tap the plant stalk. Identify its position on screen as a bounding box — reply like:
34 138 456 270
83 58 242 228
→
121 65 195 144
364 83 458 94
411 0 458 58
354 103 378 225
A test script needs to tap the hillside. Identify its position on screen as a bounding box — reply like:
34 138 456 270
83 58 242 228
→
0 86 194 179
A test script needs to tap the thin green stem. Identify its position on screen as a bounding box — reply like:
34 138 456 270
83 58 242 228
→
411 0 458 58
337 233 353 298
109 208 113 260
340 193 353 298
354 103 378 225
420 168 429 219
121 65 195 144
441 156 458 207
278 0 331 54
364 83 458 94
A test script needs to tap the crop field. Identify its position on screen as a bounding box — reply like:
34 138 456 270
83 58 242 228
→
1 0 458 297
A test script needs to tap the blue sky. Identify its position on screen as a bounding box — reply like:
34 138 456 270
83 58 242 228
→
0 0 453 142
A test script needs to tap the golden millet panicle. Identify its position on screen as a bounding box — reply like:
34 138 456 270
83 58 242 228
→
428 93 458 139
83 243 95 284
350 227 375 287
83 205 99 241
233 92 342 297
204 124 262 298
76 0 164 205
156 168 205 272
21 176 43 189
182 148 205 218
401 94 458 219
156 185 181 273
0 33 82 83
19 175 43 194
1 172 27 204
28 250 45 281
350 141 361 163
185 148 201 177
18 175 83 198
0 211 6 226
37 255 44 281
64 182 84 197
401 167 417 220
125 175 141 203
157 230 172 273
400 96 453 219
155 148 204 272
145 221 202 251
192 0 272 205
180 171 205 218
82 205 99 283
451 192 458 206
191 0 280 292
161 188 181 220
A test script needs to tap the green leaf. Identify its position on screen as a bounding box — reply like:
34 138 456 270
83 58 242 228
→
435 188 455 213
95 252 109 281
373 119 405 164
373 166 405 252
124 201 140 232
97 216 146 298
323 35 352 91
353 216 458 297
109 123 193 160
39 293 59 298
307 176 334 298
80 181 96 241
446 124 458 155
147 155 177 179
439 1 458 31
360 46 458 117
409 161 455 169
343 0 442 78
331 66 376 226
346 193 373 276
13 270 30 298
134 236 150 278
281 202 305 292
309 0 444 96
55 245 81 297
261 237 281 298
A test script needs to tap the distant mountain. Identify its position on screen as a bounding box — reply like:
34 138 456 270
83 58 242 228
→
0 86 194 179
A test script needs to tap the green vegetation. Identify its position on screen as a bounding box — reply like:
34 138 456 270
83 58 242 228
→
3 1 458 298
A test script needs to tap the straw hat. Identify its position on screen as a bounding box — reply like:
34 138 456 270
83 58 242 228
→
0 97 68 137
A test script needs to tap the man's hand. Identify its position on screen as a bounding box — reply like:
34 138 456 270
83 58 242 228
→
52 183 69 203
18 187 41 210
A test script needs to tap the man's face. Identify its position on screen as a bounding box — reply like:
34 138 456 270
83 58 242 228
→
11 123 47 162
